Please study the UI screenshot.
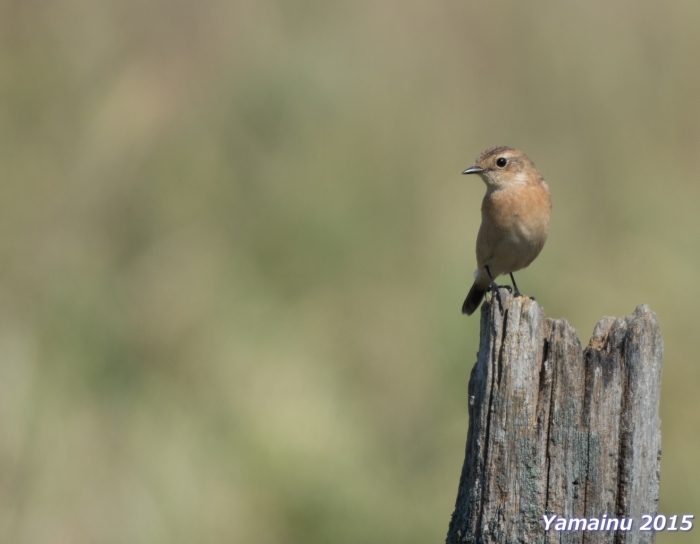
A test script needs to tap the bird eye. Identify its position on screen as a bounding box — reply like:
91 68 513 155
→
496 157 507 168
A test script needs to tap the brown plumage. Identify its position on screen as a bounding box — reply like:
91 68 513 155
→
461 147 551 315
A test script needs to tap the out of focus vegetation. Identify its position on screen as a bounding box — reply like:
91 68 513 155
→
0 0 699 542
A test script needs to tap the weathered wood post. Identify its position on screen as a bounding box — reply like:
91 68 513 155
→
446 289 663 544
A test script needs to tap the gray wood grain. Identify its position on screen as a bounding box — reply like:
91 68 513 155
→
446 290 663 544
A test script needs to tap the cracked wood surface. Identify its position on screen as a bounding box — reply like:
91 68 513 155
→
446 290 663 544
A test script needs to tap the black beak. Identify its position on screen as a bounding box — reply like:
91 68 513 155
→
462 166 485 175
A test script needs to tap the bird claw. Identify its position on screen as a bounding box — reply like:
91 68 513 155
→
489 282 504 313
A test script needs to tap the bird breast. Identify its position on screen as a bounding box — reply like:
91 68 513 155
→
476 182 551 272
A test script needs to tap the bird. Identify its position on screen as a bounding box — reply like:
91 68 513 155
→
461 146 551 316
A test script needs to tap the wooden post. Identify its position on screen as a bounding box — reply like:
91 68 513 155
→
446 289 663 544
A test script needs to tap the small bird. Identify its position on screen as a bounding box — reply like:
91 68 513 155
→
461 146 551 315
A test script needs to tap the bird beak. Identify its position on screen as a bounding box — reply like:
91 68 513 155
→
462 166 485 175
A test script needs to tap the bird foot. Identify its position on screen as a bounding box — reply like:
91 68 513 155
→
497 284 512 293
489 282 504 313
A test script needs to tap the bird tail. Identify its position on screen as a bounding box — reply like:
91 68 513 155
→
462 282 487 315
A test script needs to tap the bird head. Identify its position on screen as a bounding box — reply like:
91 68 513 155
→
463 147 541 190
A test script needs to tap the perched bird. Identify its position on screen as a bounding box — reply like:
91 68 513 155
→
461 147 551 315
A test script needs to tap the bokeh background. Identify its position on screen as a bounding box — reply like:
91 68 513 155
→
0 0 699 542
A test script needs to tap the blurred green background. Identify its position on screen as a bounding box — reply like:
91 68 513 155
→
0 0 698 542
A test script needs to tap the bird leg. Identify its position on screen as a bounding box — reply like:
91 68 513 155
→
485 266 503 312
509 273 522 297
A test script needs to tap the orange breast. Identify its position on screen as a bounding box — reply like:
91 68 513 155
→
476 182 551 274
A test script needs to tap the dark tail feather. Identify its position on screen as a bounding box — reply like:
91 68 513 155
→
462 283 486 315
